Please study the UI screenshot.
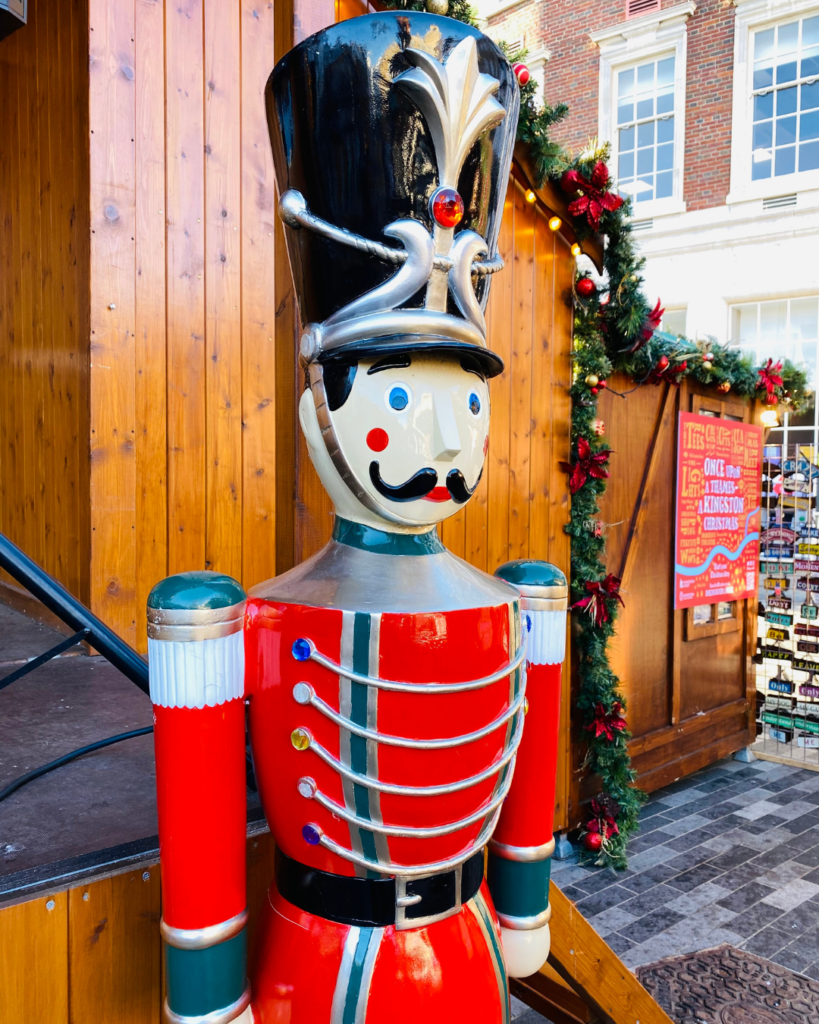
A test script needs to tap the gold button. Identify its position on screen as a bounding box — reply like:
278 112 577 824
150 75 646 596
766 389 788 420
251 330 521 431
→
291 728 311 751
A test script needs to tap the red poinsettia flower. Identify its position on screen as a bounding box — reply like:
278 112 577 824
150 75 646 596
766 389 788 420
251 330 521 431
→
571 574 625 626
559 437 610 495
584 701 628 742
757 358 784 404
648 358 687 386
560 161 624 230
587 797 620 839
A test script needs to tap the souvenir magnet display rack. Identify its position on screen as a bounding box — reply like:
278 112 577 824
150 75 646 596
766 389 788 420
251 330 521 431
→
755 442 819 769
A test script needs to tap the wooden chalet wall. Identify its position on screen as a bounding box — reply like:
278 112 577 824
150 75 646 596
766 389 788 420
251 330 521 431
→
0 0 91 609
587 377 757 803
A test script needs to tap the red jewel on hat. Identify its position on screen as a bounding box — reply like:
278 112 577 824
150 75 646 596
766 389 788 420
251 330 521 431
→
430 187 464 229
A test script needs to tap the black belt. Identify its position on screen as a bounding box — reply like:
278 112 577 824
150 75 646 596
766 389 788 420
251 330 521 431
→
275 847 485 928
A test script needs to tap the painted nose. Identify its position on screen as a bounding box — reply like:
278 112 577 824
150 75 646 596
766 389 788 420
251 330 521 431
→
432 391 461 461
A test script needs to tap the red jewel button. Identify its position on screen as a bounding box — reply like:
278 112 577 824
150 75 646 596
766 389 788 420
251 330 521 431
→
430 187 464 229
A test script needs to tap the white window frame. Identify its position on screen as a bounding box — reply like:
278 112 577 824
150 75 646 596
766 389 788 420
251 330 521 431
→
591 2 696 220
728 0 819 204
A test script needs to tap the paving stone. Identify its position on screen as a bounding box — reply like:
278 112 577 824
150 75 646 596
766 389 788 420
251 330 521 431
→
559 885 586 901
706 845 760 871
638 814 677 835
586 903 638 938
734 828 798 852
784 828 819 853
716 880 779 913
640 801 672 820
767 790 813 806
769 800 819 821
770 946 815 974
762 878 819 911
698 802 746 822
618 883 682 920
665 881 733 916
661 829 714 853
734 799 786 821
782 930 819 961
730 786 785 807
619 862 679 894
779 813 819 835
668 863 726 892
717 862 772 890
700 834 740 854
741 925 793 957
758 860 814 889
621 931 686 970
573 884 634 917
664 847 717 874
657 788 713 808
604 931 635 957
746 843 798 869
619 905 686 944
803 963 819 981
728 901 787 936
776 901 819 936
572 869 623 896
628 830 674 854
793 845 819 868
510 995 530 1019
655 813 710 837
695 777 736 794
626 844 682 872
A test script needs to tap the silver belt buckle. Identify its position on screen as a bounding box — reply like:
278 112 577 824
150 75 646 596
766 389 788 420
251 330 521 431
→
394 864 463 931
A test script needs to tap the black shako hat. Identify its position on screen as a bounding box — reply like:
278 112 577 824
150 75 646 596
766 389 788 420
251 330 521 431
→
266 12 519 379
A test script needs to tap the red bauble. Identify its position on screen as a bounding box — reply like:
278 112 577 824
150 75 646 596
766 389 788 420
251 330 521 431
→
717 381 731 394
513 62 530 86
598 380 607 389
583 831 603 852
430 187 464 229
590 387 598 395
576 277 595 298
657 355 670 371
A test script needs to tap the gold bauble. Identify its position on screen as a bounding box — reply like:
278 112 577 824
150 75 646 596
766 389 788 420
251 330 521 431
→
585 374 599 387
717 381 731 394
426 0 450 13
702 361 713 370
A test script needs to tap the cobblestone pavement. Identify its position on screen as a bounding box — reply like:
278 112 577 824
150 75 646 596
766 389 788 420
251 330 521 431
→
513 753 819 1021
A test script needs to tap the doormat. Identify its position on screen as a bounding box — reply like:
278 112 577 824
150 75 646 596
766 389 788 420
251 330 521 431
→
636 944 819 1024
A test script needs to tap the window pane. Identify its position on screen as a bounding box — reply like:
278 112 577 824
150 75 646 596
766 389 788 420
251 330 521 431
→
778 20 798 53
777 59 798 84
619 125 635 151
777 86 798 116
637 121 655 147
636 96 654 119
805 16 819 47
656 170 673 198
776 116 797 146
754 65 774 89
693 605 713 626
801 110 819 141
618 68 634 97
803 51 819 78
794 340 818 385
637 63 654 90
657 117 674 143
775 144 796 175
657 57 675 85
803 82 819 112
753 121 773 149
635 176 654 201
754 27 775 60
662 309 686 336
791 298 819 341
801 140 819 171
656 142 674 170
754 93 774 121
618 101 634 125
657 91 674 115
717 602 735 620
760 302 787 344
753 155 772 179
637 147 654 174
733 305 758 346
619 151 634 178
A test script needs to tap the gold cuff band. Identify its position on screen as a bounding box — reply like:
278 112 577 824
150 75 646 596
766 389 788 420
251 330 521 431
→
514 583 568 600
160 908 248 950
520 597 568 612
497 905 552 930
487 836 555 862
164 986 250 1024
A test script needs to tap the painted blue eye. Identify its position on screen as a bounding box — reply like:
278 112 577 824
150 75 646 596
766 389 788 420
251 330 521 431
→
388 385 410 411
468 392 481 416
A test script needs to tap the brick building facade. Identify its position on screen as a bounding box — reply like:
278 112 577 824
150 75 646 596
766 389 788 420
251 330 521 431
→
477 0 819 441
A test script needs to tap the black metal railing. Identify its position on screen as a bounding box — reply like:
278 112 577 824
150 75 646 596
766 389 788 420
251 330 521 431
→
0 532 151 802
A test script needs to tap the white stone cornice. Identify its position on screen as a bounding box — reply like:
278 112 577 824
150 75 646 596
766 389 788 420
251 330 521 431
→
589 2 697 50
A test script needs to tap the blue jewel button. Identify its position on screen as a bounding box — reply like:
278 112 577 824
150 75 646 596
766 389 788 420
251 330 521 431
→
526 614 532 633
302 824 321 846
292 638 311 661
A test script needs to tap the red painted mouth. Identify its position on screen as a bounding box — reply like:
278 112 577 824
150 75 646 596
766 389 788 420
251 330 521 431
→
424 487 451 503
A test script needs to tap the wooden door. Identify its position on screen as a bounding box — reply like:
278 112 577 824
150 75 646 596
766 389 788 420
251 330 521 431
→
585 376 756 803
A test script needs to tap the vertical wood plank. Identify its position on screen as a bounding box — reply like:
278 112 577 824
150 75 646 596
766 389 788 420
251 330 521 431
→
88 0 138 643
441 504 466 560
508 181 534 561
134 0 169 652
486 181 514 574
68 868 162 1023
166 0 206 576
0 29 12 548
0 892 69 1022
241 0 279 587
205 0 242 580
528 210 556 561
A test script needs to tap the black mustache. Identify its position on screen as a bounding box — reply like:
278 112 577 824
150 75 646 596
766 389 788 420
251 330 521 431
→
369 462 437 502
369 462 482 504
446 466 482 505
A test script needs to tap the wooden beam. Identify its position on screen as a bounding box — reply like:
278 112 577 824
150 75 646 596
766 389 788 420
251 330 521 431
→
546 881 675 1024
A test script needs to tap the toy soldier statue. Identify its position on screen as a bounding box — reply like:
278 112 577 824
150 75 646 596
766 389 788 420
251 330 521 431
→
147 12 567 1024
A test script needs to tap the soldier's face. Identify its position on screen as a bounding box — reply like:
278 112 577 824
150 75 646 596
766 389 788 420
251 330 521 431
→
330 352 490 526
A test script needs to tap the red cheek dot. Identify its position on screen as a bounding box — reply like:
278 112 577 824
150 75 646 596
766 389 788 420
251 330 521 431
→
367 428 389 452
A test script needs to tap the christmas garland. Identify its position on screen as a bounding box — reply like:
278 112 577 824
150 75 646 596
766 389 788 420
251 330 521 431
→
381 0 811 869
